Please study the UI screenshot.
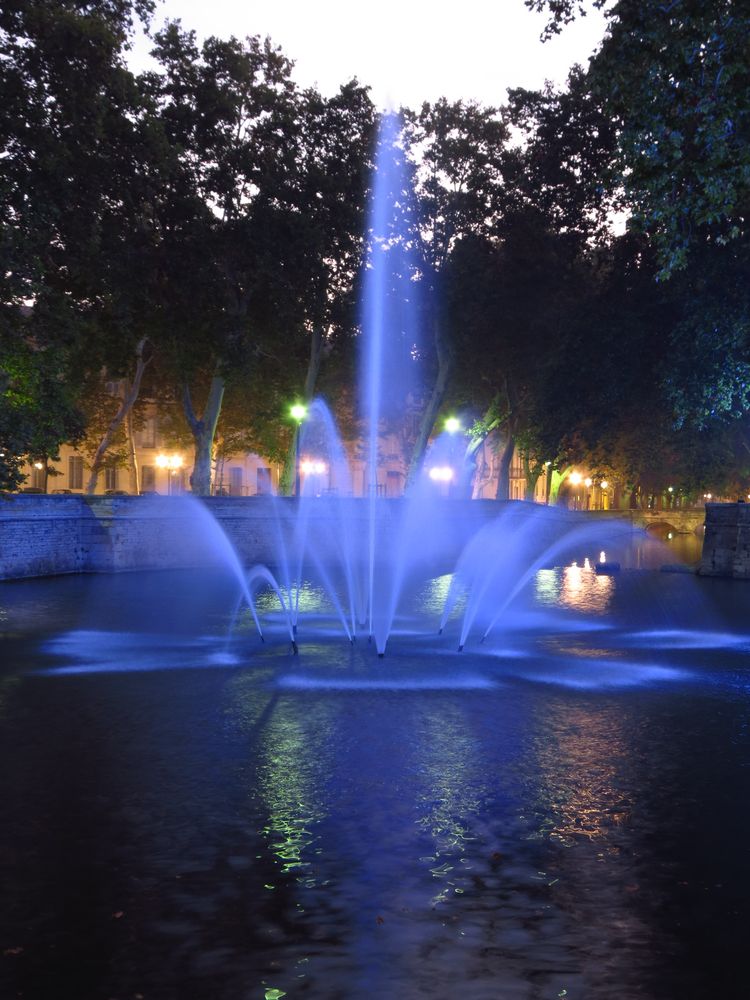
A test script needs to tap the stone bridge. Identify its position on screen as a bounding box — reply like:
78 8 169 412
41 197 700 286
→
585 507 706 534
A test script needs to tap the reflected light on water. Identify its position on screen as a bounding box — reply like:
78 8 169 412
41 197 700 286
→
412 703 486 905
257 702 330 877
529 702 632 848
535 567 615 616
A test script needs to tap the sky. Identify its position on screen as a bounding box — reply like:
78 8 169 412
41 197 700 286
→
130 0 609 109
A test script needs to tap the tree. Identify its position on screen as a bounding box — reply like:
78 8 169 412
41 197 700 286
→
0 0 181 492
0 320 84 491
526 0 750 276
271 82 376 493
400 99 509 486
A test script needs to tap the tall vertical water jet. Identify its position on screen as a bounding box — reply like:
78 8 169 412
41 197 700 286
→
360 112 422 653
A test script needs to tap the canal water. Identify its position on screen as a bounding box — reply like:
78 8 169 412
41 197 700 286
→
1 531 748 1000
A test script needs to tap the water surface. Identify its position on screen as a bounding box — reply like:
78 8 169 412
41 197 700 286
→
1 561 748 1000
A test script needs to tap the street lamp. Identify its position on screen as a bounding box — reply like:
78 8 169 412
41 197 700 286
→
290 403 307 497
155 453 183 494
444 416 461 434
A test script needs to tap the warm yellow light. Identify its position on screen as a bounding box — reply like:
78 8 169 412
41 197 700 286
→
300 459 327 475
429 466 454 483
569 471 582 486
33 461 44 470
667 486 674 493
600 480 608 490
290 403 307 422
156 453 182 470
584 477 592 488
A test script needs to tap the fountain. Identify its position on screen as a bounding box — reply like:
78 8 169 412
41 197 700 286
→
4 114 745 1000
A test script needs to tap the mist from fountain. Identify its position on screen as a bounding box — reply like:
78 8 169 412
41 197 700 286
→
224 112 671 659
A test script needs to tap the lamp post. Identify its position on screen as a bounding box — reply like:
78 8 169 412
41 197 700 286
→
156 453 183 495
290 403 307 497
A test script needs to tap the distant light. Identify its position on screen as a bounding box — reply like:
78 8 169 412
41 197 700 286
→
600 480 608 490
544 460 551 467
668 532 674 539
290 403 307 422
33 461 44 470
156 453 183 470
429 466 454 482
569 471 582 486
300 459 327 475
583 557 591 570
599 551 606 563
584 477 592 488
444 416 461 434
668 486 674 493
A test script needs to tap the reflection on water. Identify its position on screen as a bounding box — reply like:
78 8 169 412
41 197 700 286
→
411 702 487 905
536 565 616 615
257 700 331 878
529 701 632 848
1 561 750 999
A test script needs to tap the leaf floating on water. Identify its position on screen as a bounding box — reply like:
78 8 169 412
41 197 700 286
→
265 990 287 1000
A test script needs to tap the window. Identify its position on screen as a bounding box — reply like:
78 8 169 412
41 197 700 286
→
229 467 244 496
141 465 155 492
256 468 272 495
135 417 157 449
69 456 83 490
386 470 403 498
31 464 45 490
105 466 118 492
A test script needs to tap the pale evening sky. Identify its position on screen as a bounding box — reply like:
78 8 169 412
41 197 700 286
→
130 0 608 109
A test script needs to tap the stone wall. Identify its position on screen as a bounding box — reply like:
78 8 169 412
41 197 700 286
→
0 494 502 581
700 502 750 578
0 495 611 582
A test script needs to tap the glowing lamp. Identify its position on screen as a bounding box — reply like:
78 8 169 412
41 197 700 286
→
600 480 608 490
33 461 44 470
156 454 183 470
584 477 592 488
300 459 327 475
429 466 454 483
444 416 461 434
290 403 307 422
569 472 582 486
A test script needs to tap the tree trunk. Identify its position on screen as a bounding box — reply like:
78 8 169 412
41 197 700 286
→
84 339 151 494
183 372 225 495
495 432 515 500
460 395 502 498
280 324 325 496
549 466 570 505
125 407 140 495
522 453 544 501
405 315 454 490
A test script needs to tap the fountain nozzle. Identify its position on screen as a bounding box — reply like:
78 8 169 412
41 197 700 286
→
377 652 384 659
291 640 299 655
458 644 464 652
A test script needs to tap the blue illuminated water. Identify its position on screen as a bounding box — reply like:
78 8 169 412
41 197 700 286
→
1 560 749 999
